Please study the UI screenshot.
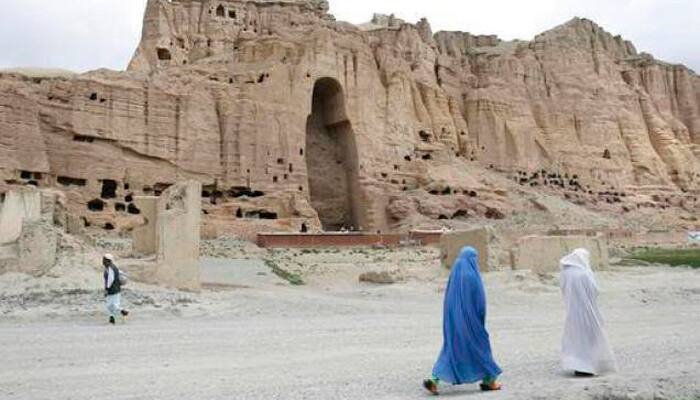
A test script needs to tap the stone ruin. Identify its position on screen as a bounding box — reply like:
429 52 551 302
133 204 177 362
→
129 181 202 291
440 228 493 272
0 0 698 240
440 228 610 272
0 188 57 276
512 235 609 273
0 182 203 290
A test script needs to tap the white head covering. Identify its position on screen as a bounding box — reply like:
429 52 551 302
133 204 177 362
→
560 248 591 271
104 254 115 262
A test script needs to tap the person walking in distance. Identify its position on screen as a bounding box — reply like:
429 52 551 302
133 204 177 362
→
559 249 617 377
103 254 129 325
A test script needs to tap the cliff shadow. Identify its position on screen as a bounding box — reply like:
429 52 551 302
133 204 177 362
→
305 78 362 231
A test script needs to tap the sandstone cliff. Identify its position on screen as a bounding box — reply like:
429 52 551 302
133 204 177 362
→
1 0 698 236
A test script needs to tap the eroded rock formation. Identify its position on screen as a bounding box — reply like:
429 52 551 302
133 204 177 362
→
0 0 698 236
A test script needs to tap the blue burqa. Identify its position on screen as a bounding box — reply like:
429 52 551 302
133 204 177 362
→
432 247 502 384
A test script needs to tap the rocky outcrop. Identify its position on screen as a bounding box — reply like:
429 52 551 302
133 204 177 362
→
0 1 698 236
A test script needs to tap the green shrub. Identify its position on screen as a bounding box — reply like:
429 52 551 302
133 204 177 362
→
264 260 305 285
629 248 700 268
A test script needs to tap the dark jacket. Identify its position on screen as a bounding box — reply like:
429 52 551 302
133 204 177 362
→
104 266 121 295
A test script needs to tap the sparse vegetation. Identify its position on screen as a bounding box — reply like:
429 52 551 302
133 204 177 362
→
264 260 305 285
628 248 700 269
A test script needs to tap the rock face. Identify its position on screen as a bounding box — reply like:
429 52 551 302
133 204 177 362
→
0 0 699 237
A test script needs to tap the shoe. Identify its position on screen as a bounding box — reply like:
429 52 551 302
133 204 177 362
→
121 310 129 317
109 316 116 325
423 379 439 395
574 371 595 378
479 382 502 391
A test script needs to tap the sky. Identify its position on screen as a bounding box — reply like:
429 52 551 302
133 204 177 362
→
0 0 698 73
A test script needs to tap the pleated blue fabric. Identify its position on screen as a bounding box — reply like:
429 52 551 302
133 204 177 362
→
432 247 502 384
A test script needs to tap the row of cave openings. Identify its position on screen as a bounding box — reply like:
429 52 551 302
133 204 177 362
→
213 4 238 20
507 168 693 213
8 172 142 230
201 186 278 220
376 154 481 193
156 4 267 63
374 160 482 198
157 1 311 64
511 168 631 205
75 179 142 217
211 3 284 34
208 72 271 85
436 207 505 222
418 128 478 161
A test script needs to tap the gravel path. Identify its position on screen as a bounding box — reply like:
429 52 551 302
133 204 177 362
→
0 266 698 400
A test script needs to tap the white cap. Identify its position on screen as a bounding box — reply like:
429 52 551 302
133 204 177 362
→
104 254 115 261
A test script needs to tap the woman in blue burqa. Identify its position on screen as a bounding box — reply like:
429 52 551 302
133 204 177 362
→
423 247 502 395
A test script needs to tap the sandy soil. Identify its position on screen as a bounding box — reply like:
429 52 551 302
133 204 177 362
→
0 241 699 400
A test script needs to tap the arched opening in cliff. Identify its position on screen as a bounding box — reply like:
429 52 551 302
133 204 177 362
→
157 48 171 61
305 77 361 231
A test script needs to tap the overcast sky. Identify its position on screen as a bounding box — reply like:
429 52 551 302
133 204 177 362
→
0 0 697 73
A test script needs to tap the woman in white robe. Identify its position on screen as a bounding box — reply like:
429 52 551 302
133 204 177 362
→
560 248 617 376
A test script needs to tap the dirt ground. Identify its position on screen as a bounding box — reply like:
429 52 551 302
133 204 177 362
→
0 243 699 400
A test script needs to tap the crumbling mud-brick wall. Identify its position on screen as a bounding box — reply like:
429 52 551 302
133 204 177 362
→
513 235 609 273
0 188 57 276
132 196 159 255
440 229 492 272
131 181 202 291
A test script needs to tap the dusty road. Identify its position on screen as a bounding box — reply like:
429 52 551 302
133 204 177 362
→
0 266 699 400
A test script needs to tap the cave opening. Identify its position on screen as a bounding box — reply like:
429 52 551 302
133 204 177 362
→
87 199 105 212
58 176 86 187
157 48 172 61
305 77 361 231
100 179 117 199
244 210 278 220
127 204 141 215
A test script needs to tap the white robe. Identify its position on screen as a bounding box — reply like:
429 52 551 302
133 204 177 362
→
560 249 617 375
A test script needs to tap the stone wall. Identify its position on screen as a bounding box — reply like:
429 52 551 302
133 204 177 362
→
607 230 690 248
256 230 442 248
513 235 609 273
130 181 202 291
132 196 159 255
158 182 202 291
0 189 57 276
439 228 492 272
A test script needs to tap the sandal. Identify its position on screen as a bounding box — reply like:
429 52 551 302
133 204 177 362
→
479 382 502 391
423 379 439 395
